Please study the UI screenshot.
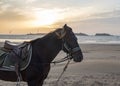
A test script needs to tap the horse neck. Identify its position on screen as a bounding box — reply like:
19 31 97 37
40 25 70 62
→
31 33 62 63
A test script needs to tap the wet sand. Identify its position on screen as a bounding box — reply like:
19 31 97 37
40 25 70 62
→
0 42 120 86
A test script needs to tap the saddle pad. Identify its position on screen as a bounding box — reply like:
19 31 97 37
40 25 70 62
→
0 49 8 67
20 45 32 71
0 45 32 71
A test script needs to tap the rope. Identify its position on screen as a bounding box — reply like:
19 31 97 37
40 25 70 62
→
51 54 72 64
55 59 71 85
16 77 21 86
16 73 22 86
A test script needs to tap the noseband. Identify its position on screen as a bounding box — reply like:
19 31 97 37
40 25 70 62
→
55 29 80 57
63 41 80 55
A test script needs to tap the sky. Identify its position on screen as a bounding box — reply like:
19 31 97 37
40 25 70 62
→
0 0 120 35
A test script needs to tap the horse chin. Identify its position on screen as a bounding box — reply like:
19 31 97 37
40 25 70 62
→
72 52 83 62
73 56 83 62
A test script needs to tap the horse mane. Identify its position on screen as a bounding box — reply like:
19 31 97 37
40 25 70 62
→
30 28 62 44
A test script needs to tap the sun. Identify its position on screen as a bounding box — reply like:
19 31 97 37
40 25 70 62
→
32 10 59 27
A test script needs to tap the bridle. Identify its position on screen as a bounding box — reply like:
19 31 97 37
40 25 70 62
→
52 28 81 64
54 28 81 84
55 28 81 58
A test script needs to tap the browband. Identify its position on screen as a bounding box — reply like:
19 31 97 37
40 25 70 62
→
55 29 66 39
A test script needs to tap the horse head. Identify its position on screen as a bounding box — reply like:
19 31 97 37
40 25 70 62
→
55 24 83 62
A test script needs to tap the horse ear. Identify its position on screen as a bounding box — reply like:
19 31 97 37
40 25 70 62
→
63 24 67 28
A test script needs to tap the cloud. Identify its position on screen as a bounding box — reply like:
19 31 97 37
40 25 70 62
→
0 0 36 21
81 16 120 25
0 10 34 22
62 9 120 24
25 0 37 3
90 10 120 19
28 0 93 9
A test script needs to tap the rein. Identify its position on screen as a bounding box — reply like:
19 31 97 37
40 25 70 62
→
52 54 72 86
56 59 71 85
51 54 72 84
51 54 72 64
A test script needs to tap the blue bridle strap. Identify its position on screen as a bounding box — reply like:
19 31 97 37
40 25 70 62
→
63 42 80 54
71 47 80 53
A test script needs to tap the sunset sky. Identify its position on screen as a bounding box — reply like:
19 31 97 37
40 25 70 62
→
0 0 120 35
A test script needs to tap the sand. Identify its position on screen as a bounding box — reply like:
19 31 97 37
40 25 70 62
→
0 42 120 86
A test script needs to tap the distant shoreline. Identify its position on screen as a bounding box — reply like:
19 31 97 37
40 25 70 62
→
27 33 115 36
0 33 119 36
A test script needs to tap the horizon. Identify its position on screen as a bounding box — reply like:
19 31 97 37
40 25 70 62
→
0 32 119 36
0 0 120 35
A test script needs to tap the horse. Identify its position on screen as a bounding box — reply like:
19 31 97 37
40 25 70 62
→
0 24 83 86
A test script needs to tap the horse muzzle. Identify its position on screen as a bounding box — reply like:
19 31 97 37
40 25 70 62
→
71 48 83 62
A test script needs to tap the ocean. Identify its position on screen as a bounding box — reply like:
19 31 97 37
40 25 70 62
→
0 34 120 44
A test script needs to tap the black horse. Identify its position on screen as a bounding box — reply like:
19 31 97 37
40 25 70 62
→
0 24 83 86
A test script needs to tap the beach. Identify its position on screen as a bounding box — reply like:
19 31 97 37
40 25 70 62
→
0 43 120 86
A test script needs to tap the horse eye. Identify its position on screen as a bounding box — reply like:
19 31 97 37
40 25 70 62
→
69 28 72 31
73 35 78 41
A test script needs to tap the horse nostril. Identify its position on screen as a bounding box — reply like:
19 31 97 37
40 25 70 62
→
73 56 83 62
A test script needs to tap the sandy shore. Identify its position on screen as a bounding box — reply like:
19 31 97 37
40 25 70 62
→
0 43 120 86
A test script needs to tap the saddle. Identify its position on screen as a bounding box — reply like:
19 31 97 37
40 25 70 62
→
4 40 28 50
0 41 32 80
0 40 32 69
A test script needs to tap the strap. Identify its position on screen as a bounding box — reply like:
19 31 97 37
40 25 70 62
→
51 55 71 64
72 47 80 52
55 29 66 39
